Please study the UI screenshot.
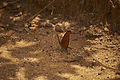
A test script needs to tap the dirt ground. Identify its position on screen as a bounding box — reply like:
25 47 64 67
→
0 1 120 79
0 14 120 80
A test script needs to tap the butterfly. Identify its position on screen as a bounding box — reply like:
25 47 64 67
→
57 31 72 50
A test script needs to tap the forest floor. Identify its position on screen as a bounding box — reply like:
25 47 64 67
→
0 3 120 80
0 12 120 80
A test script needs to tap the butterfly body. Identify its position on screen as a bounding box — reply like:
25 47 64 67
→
57 31 72 50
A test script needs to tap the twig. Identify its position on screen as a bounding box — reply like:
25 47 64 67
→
91 56 120 71
26 0 56 23
7 0 21 4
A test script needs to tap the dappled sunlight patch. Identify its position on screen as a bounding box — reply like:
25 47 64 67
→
32 16 41 23
30 50 42 55
56 72 85 80
62 21 70 29
9 12 24 21
16 67 27 80
56 72 74 79
1 40 38 50
23 58 39 63
0 46 19 63
0 40 39 65
34 76 48 80
55 21 71 29
13 40 38 48
41 20 50 26
52 20 71 32
71 64 95 73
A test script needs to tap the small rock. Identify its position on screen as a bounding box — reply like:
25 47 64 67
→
101 67 105 71
98 73 102 75
55 25 63 32
104 27 109 31
45 23 52 28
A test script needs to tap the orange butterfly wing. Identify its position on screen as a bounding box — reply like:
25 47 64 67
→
60 31 72 50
